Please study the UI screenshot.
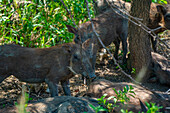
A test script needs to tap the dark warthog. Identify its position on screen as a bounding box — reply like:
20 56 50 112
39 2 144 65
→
66 9 128 69
67 1 170 71
150 52 170 86
0 40 96 97
94 0 170 51
149 3 170 51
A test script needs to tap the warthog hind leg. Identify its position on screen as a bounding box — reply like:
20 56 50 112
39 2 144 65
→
45 78 59 97
61 80 71 96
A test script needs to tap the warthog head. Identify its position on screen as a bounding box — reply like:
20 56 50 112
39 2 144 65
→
68 38 96 79
152 4 170 30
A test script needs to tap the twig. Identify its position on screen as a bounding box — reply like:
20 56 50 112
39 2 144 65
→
59 0 79 30
105 0 161 41
165 89 170 93
166 107 170 110
150 26 163 32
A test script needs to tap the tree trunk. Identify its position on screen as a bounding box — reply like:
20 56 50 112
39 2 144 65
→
128 0 152 81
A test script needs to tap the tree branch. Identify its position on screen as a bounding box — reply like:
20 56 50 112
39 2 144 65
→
105 0 161 41
59 0 79 30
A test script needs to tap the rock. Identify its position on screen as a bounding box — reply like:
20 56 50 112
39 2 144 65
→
86 79 170 113
0 96 101 113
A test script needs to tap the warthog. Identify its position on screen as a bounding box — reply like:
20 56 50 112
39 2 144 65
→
94 0 170 51
150 52 170 86
67 1 170 71
149 3 170 51
66 9 128 70
0 39 96 97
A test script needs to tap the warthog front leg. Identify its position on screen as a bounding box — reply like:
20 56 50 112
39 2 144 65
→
61 80 71 96
150 36 157 52
121 39 127 64
45 78 58 97
113 39 120 60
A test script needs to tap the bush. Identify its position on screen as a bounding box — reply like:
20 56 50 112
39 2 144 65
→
0 0 95 48
89 85 163 113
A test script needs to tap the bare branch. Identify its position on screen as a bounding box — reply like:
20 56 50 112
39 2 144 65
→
166 89 170 93
59 0 79 30
106 0 161 41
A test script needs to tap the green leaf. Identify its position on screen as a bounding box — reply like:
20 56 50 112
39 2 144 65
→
103 93 108 97
98 106 108 111
113 88 118 95
129 85 134 90
126 85 129 91
103 99 107 105
129 91 136 96
123 86 127 93
116 66 119 69
128 94 135 98
107 96 115 100
89 104 96 110
113 98 117 103
118 90 122 94
145 102 150 108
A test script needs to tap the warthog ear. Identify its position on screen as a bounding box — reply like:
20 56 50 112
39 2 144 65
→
156 5 167 15
82 38 95 58
82 38 92 49
66 25 78 35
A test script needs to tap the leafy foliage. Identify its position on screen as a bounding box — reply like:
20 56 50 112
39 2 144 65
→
89 85 136 113
145 102 163 113
89 85 163 113
0 0 95 48
124 0 168 4
152 0 168 4
131 68 136 74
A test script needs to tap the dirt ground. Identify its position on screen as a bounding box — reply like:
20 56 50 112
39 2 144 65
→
0 32 169 110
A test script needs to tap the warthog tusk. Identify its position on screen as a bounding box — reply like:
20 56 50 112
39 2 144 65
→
67 66 79 75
